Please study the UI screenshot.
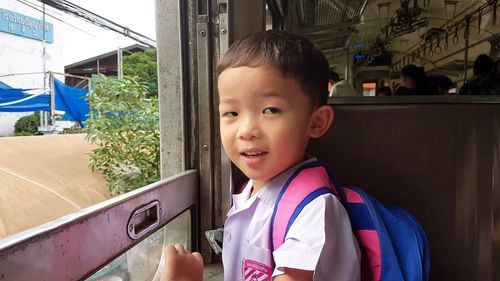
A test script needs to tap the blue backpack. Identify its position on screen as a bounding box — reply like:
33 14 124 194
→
270 161 430 281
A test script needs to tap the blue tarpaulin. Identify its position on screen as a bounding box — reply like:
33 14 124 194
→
54 79 89 126
0 81 13 90
0 80 89 126
0 88 50 112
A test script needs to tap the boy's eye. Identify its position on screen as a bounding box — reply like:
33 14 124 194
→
263 107 280 114
223 111 238 117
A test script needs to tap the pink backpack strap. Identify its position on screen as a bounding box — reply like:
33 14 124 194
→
270 162 336 252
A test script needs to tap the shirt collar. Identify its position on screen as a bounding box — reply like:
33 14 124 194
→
228 157 318 217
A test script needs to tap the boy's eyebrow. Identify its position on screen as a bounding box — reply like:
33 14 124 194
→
260 91 289 100
219 91 288 103
219 97 237 104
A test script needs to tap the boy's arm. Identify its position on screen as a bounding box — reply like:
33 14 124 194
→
274 268 313 281
272 194 360 280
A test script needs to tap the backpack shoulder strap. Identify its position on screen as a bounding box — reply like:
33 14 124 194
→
270 161 336 252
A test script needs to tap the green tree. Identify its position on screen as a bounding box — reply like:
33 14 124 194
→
85 75 160 196
14 112 39 136
123 49 158 96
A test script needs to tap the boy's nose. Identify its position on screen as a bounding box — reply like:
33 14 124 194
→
238 117 261 140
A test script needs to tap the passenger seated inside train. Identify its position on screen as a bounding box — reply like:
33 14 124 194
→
162 30 360 281
396 64 438 95
161 28 434 281
460 54 500 95
427 75 454 95
328 70 360 97
376 85 392 96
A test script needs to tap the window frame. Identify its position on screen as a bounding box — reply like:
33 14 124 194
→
0 170 198 281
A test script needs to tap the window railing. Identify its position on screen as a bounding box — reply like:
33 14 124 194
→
0 170 198 281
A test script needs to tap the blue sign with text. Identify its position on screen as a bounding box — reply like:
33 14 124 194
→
0 8 53 43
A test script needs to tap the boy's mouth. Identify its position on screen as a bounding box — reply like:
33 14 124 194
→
241 150 268 166
241 151 267 157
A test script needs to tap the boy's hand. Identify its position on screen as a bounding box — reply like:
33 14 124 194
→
161 244 204 281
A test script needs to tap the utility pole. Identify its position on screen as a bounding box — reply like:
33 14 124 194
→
41 3 48 129
117 47 123 80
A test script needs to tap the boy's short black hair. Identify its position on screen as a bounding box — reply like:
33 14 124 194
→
217 30 329 107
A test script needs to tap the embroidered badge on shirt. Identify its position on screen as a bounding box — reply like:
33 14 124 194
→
242 259 272 281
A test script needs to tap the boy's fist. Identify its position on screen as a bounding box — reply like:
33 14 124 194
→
162 244 203 281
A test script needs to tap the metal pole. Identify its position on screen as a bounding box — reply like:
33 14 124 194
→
463 16 471 85
345 41 350 81
42 3 47 89
117 47 123 80
49 71 55 126
42 3 47 129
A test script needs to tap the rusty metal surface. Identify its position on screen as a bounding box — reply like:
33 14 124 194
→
309 103 500 281
0 170 198 281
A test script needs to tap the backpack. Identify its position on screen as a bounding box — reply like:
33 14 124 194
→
270 161 430 281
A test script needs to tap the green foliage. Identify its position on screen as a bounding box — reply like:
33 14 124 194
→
14 112 39 136
123 49 158 96
85 75 160 196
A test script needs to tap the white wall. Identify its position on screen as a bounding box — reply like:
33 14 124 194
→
0 0 63 136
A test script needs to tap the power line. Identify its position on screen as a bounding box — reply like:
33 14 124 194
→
34 0 156 48
17 0 63 17
15 0 101 39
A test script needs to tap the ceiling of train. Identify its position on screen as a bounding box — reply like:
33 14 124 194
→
271 0 491 60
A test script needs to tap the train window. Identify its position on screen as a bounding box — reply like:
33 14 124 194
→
0 0 160 241
362 82 377 96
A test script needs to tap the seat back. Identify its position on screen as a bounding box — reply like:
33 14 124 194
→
308 102 500 281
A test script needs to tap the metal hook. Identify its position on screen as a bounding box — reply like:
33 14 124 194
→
428 38 434 57
464 15 471 40
493 0 498 25
453 22 459 45
435 36 442 54
478 7 483 35
444 32 449 49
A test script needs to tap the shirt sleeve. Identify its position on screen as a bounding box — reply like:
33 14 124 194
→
331 84 339 97
271 193 361 281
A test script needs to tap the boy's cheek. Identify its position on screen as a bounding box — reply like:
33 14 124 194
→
219 136 233 156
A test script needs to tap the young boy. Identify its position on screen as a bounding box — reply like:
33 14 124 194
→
162 30 360 281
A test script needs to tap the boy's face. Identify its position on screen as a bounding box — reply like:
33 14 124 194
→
218 66 316 190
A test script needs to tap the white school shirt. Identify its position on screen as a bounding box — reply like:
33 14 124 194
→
222 159 361 281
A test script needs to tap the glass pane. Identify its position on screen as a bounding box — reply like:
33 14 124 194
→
0 0 159 241
85 210 191 281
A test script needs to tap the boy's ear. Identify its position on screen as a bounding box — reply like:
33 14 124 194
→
308 105 334 138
